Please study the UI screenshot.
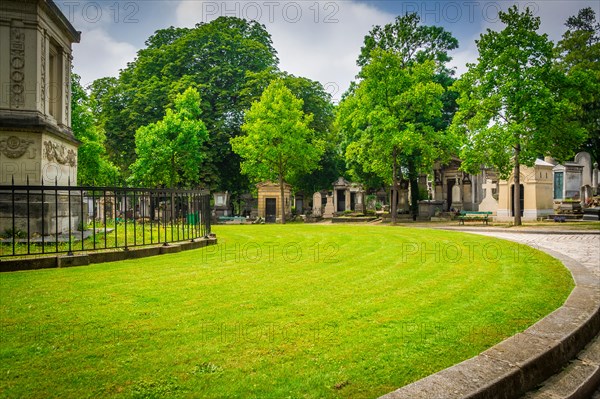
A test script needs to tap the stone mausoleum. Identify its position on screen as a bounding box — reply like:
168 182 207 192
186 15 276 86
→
256 181 291 223
0 0 80 234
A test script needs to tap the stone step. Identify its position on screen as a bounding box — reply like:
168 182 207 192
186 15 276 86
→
523 333 600 399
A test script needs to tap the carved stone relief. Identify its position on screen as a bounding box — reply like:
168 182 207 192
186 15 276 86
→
43 140 76 166
0 136 35 159
10 21 26 109
64 54 71 123
41 31 46 106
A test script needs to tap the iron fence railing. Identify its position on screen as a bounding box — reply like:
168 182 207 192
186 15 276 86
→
0 179 211 257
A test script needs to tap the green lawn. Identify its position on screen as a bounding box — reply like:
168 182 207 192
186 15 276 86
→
0 224 573 398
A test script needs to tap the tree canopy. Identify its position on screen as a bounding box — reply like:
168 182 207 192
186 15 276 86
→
91 17 279 194
129 88 208 188
555 7 600 163
70 74 119 186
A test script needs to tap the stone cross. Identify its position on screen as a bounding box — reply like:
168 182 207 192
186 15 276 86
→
482 179 496 200
478 179 498 213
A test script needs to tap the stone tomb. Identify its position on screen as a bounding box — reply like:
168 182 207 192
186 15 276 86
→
553 151 598 209
431 159 493 212
256 181 291 223
496 159 554 221
0 0 81 235
332 177 364 213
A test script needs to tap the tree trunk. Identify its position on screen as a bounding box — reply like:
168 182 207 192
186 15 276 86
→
513 144 522 226
408 159 419 221
391 148 398 224
278 174 286 224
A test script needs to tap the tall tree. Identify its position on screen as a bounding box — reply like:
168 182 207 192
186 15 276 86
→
340 13 458 220
231 81 323 223
338 52 446 222
555 7 600 163
129 88 208 188
451 6 587 225
242 69 341 193
95 18 278 193
70 74 119 186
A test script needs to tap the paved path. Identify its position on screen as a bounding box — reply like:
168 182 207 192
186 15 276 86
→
437 228 600 279
451 228 600 397
471 231 599 277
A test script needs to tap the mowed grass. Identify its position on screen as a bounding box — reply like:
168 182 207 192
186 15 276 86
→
0 224 573 398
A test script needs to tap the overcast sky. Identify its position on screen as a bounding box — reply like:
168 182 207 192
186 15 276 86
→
56 0 599 102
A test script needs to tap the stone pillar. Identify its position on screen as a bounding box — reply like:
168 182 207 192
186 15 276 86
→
345 189 351 211
355 191 364 213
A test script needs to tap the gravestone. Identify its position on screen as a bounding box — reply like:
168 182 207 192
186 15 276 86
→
575 152 592 187
312 192 322 217
478 179 498 214
295 193 304 214
574 152 593 203
322 194 335 218
451 182 462 209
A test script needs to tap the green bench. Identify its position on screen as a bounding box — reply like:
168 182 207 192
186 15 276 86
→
458 211 492 225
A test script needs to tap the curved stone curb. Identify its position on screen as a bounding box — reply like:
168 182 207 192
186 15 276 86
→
432 227 600 236
380 244 600 399
524 334 600 398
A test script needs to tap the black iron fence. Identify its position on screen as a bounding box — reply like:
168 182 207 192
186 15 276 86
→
0 181 211 257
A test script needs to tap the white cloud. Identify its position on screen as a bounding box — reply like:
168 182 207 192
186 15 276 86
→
448 1 599 77
175 1 394 101
71 28 138 87
449 41 479 77
269 2 394 101
70 0 597 93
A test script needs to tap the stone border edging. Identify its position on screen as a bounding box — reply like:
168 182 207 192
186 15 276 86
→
0 237 218 272
380 241 600 399
433 227 600 236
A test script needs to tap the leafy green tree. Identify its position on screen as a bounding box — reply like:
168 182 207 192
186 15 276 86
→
339 52 445 222
231 81 323 223
242 69 341 193
94 17 278 194
339 13 458 220
336 84 386 190
129 88 208 188
451 6 587 225
555 7 600 163
70 74 119 186
358 12 458 69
